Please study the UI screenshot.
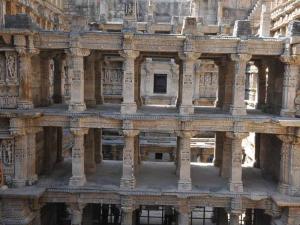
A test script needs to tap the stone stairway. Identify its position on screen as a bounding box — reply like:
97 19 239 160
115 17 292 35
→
247 0 264 33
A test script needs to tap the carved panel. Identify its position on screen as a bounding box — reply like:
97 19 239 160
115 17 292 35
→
103 62 123 96
0 139 15 184
5 52 18 84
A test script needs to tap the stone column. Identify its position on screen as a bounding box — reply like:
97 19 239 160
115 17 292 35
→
120 50 140 114
214 132 224 167
177 202 190 225
280 55 300 117
68 203 86 225
221 135 231 178
255 60 268 109
84 53 96 107
277 134 293 195
10 118 28 187
258 1 271 37
15 35 39 109
121 206 134 225
27 127 41 185
229 212 240 225
94 128 103 163
69 127 89 186
177 131 193 191
0 0 6 27
226 132 248 192
120 129 139 189
40 55 54 106
84 128 96 174
178 52 201 115
230 54 252 115
67 48 91 112
289 137 300 195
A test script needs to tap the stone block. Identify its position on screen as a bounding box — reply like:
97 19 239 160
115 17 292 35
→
232 20 251 38
287 20 300 36
5 14 35 29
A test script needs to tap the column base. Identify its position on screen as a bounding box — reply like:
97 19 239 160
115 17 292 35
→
28 175 38 185
120 177 136 189
85 99 97 108
178 180 192 191
121 103 137 114
280 109 296 117
17 100 33 110
69 176 86 186
230 106 246 116
68 103 86 112
179 105 194 115
278 183 289 195
229 181 243 192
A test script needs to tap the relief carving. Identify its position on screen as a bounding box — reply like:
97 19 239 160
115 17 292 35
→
5 52 18 83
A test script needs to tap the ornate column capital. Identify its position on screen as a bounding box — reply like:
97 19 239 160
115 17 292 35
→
122 129 139 138
280 54 300 65
178 51 201 62
231 53 252 62
176 130 195 138
277 134 294 144
70 127 89 136
9 118 26 136
119 49 140 59
226 132 248 140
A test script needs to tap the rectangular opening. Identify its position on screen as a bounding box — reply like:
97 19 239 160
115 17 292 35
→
155 153 163 160
153 74 167 94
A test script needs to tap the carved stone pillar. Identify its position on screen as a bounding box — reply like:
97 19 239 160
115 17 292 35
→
121 206 134 225
277 134 293 195
84 53 96 107
178 52 201 115
230 54 252 115
10 118 28 187
120 129 139 189
120 50 139 114
15 35 39 109
177 202 190 225
84 128 96 174
280 55 300 117
67 48 90 112
259 1 271 37
68 203 86 225
226 132 248 192
221 135 231 178
27 127 41 185
289 137 300 195
177 131 193 191
69 128 89 186
229 212 240 225
40 55 54 106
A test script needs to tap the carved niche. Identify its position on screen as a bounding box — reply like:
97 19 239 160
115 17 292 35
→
0 139 15 184
102 60 123 103
0 51 18 108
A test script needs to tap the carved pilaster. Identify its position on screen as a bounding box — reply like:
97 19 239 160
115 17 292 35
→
15 36 39 109
67 48 91 112
121 205 134 225
177 200 190 225
226 132 248 192
280 54 300 117
119 50 139 114
228 196 243 225
69 127 89 186
178 52 201 115
277 134 294 195
230 54 252 116
120 129 139 189
177 131 194 191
